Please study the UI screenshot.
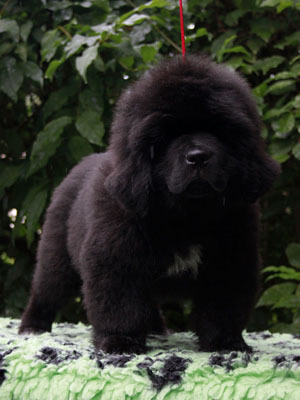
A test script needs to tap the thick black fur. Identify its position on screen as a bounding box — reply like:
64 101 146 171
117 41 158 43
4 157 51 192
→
19 55 280 354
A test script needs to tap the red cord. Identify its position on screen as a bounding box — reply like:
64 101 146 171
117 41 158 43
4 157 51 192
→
179 0 186 59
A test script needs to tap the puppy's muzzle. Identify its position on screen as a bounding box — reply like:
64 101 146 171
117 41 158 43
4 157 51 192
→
185 148 212 166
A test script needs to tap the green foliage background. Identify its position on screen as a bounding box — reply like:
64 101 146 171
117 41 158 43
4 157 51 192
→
0 0 300 332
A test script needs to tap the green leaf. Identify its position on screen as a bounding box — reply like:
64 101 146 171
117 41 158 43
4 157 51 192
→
253 81 269 97
75 44 99 83
272 71 296 80
130 22 152 45
275 31 300 50
286 243 300 269
260 0 280 6
264 101 294 120
263 265 288 273
292 143 300 160
20 185 48 246
92 0 110 10
41 29 62 62
91 22 115 36
216 35 238 62
233 0 257 9
119 55 134 69
266 79 296 95
250 18 276 42
79 88 104 115
78 1 92 7
291 63 300 76
140 0 169 8
20 21 33 42
86 68 105 98
0 165 21 192
263 266 300 282
276 1 294 12
186 28 212 45
0 42 14 57
0 19 19 42
140 45 157 63
75 110 105 146
68 136 94 162
293 95 300 108
42 79 81 121
269 139 294 163
15 43 28 62
27 116 73 177
65 34 86 57
94 55 105 72
22 61 43 86
246 37 264 55
224 10 245 26
256 282 297 308
45 0 72 11
290 55 300 65
121 13 149 27
117 0 168 26
223 45 249 56
0 57 23 102
271 321 300 334
211 31 236 59
273 296 300 309
254 56 285 75
45 57 66 80
65 34 98 58
272 113 295 138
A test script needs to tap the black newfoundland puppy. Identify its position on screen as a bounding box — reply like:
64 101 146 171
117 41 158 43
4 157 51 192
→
20 55 280 354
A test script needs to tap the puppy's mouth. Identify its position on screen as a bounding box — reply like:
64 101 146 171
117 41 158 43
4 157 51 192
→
184 180 214 198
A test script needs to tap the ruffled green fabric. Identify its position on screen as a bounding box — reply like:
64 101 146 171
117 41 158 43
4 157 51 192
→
0 318 300 400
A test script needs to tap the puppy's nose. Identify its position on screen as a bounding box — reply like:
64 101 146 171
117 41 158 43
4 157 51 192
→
185 149 212 165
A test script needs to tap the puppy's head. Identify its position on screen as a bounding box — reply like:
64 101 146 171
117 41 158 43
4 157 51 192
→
156 132 231 199
105 55 280 215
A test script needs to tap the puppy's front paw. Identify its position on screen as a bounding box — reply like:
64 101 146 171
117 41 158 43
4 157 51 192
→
198 335 252 353
18 325 48 335
230 339 253 353
94 335 146 354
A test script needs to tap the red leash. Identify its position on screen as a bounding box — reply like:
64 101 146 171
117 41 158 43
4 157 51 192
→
179 0 186 59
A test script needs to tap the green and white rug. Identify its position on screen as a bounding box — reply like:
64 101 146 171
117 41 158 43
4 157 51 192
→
0 318 300 399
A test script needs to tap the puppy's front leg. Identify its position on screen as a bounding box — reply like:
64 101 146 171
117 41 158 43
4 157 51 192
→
192 205 260 353
80 222 154 354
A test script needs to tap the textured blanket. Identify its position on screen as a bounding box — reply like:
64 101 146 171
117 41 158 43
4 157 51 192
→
0 317 300 399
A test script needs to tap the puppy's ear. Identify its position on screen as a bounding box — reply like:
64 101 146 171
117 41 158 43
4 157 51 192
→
241 152 281 203
105 112 163 216
104 154 152 217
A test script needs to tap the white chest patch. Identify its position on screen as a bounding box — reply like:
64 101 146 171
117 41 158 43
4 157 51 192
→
167 244 202 278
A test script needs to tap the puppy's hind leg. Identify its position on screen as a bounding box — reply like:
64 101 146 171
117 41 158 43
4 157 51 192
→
19 222 81 334
19 264 81 334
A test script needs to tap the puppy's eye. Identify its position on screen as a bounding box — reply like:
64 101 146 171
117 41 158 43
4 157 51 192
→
148 135 170 161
